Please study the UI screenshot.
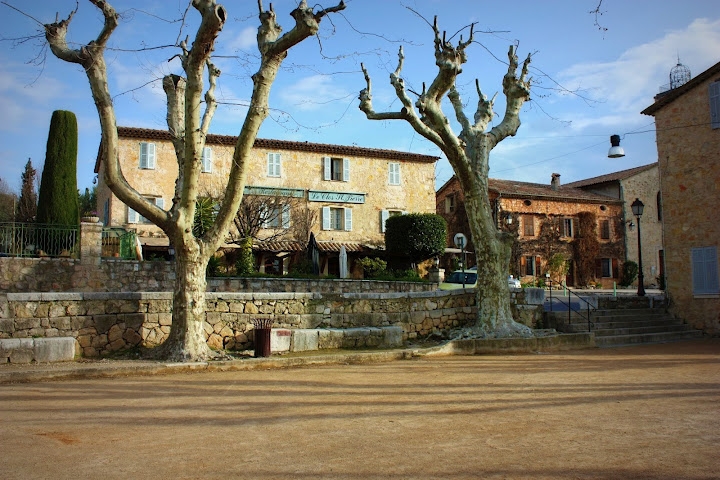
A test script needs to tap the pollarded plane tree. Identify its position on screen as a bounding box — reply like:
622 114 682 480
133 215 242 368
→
359 17 532 338
39 0 346 361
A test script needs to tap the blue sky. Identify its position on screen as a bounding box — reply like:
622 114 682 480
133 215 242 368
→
1 0 719 193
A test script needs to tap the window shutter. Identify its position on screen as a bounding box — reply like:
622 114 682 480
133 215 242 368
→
202 147 212 173
260 204 270 229
323 157 331 180
595 259 603 278
146 143 156 169
520 256 526 266
282 204 291 229
155 197 164 210
343 158 350 182
536 256 542 276
710 82 720 129
692 248 706 293
128 207 139 224
322 206 331 230
139 143 148 169
612 258 619 279
706 247 719 293
344 208 352 231
380 210 389 233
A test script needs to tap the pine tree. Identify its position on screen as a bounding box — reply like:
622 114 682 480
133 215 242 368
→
16 159 37 222
37 110 79 226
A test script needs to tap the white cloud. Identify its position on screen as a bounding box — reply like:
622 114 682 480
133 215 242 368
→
277 75 350 111
220 27 257 53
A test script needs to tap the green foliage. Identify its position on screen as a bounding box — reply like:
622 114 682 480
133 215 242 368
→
572 211 600 286
37 111 79 226
193 196 218 238
547 253 569 284
619 260 639 287
289 258 314 276
385 213 447 264
357 256 388 278
78 187 97 216
206 255 221 277
0 177 16 222
16 159 37 222
235 237 256 276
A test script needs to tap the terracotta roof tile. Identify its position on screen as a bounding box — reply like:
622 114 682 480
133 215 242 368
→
488 178 622 204
564 163 657 188
115 126 439 163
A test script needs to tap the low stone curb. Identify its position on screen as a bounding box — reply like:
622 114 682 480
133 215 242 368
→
0 333 595 384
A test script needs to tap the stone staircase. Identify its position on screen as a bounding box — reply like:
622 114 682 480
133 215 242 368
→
544 297 703 347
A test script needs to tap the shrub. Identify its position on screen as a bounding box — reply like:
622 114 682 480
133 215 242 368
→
357 256 388 279
385 213 447 265
619 260 638 287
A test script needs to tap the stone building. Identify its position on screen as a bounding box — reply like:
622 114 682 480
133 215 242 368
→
566 163 663 288
436 174 625 288
641 60 720 335
95 127 438 276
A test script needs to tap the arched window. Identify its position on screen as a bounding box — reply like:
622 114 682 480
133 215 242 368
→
657 191 663 221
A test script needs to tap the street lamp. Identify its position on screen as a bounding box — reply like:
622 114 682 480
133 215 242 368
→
608 134 625 158
631 198 645 296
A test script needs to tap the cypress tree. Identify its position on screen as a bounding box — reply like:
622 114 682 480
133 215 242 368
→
16 159 38 222
37 110 79 226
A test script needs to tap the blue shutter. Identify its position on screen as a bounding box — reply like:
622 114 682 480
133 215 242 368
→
128 207 139 224
710 82 720 129
344 208 352 231
323 157 331 180
343 158 350 182
380 210 389 233
139 143 148 169
322 206 331 230
155 197 164 210
282 204 291 229
202 147 212 173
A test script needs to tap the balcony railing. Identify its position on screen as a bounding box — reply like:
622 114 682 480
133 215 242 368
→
0 222 79 258
102 227 137 259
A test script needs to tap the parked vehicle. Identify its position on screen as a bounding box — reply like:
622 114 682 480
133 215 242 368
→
439 269 522 290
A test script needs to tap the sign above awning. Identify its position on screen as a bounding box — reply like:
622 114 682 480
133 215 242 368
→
308 190 365 204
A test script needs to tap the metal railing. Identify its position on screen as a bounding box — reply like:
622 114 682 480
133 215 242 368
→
0 222 79 258
547 281 595 332
102 227 137 259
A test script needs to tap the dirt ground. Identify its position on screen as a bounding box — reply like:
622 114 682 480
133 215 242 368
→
1 339 718 480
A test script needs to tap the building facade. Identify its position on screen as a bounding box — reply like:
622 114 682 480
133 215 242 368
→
436 174 625 288
566 163 663 289
641 61 720 334
96 127 438 276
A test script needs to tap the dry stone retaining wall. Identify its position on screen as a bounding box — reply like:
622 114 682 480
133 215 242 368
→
0 290 492 358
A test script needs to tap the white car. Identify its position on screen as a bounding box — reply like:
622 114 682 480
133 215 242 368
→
508 275 521 289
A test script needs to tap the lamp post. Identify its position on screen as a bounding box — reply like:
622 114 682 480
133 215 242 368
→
631 198 645 296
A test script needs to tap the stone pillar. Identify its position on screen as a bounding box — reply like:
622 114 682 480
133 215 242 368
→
428 267 445 283
80 221 103 266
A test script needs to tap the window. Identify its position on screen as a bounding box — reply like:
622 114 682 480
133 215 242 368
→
600 219 611 240
388 162 401 185
444 195 455 213
201 147 212 173
128 197 164 224
380 209 404 233
323 157 349 182
597 258 619 278
562 218 574 238
261 204 291 229
522 215 535 236
710 81 720 129
103 199 110 226
692 246 719 295
139 142 156 169
267 153 281 177
524 256 537 276
656 191 663 221
322 206 352 231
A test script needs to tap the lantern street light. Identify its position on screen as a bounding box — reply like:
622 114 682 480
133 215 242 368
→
608 134 625 158
631 198 645 296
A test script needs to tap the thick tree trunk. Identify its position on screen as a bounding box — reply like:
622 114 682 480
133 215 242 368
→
161 245 213 361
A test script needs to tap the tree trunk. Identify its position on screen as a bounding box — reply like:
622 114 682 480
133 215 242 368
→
160 244 213 361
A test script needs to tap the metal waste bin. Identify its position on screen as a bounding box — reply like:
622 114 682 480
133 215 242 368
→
252 318 272 358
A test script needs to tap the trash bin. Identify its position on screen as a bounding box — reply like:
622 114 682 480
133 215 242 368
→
252 318 273 358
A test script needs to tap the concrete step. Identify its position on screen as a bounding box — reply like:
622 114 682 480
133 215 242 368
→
592 318 682 329
593 324 696 337
592 308 664 317
595 330 704 347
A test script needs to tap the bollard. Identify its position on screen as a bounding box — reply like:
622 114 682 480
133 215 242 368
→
252 318 273 358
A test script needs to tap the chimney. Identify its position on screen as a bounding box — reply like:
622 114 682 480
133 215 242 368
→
551 173 561 191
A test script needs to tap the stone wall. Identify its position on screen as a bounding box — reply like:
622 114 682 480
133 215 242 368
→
0 290 487 357
651 69 720 335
